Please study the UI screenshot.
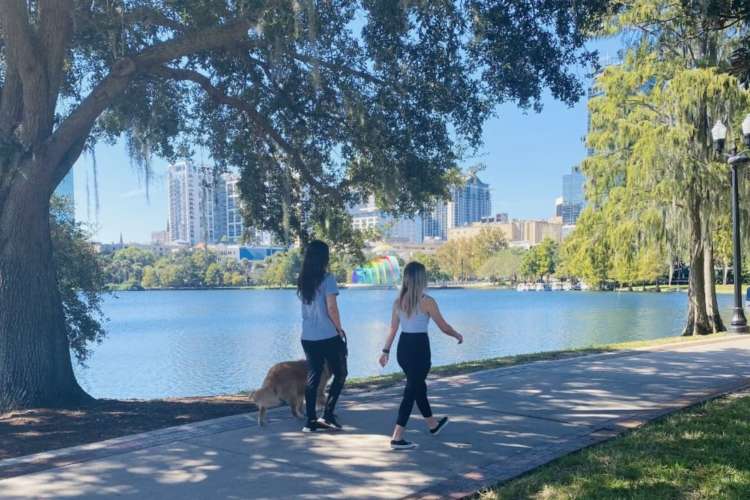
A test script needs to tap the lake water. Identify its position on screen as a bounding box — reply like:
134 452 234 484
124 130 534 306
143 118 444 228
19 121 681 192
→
74 289 734 399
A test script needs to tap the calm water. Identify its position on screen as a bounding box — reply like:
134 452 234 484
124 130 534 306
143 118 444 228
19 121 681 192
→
74 289 734 399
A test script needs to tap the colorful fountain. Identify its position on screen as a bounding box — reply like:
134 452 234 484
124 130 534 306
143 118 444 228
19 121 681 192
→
351 256 401 286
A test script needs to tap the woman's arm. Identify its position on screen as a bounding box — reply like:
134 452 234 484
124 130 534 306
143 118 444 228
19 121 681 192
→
379 302 400 367
422 297 463 344
326 294 345 336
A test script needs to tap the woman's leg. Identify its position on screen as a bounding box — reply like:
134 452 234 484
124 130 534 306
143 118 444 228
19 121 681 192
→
322 336 348 419
413 336 435 427
414 375 433 419
396 369 419 428
393 334 418 439
302 340 325 423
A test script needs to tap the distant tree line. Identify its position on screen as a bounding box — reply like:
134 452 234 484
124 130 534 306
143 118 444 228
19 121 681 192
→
102 248 252 290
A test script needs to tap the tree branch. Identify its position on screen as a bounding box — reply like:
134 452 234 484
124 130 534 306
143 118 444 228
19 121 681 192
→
292 53 386 86
149 65 338 197
0 0 48 144
39 0 75 125
45 16 258 181
122 6 187 33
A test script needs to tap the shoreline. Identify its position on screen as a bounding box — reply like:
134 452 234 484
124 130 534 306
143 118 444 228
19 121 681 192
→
107 283 706 293
0 332 728 461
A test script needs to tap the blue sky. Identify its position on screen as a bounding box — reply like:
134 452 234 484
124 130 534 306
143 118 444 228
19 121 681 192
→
73 38 623 244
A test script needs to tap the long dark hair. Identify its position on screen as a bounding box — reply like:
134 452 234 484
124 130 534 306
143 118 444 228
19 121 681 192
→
297 240 330 304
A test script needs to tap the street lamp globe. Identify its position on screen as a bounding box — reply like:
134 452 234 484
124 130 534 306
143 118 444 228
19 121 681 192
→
742 114 750 147
712 119 728 153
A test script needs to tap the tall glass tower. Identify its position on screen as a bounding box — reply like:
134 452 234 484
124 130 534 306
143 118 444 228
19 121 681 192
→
561 166 585 225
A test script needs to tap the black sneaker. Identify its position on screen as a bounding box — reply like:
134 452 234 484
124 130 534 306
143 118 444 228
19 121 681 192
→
390 439 418 450
429 417 449 436
320 415 343 430
302 420 331 433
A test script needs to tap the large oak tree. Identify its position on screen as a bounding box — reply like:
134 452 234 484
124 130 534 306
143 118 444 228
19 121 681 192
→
0 0 610 411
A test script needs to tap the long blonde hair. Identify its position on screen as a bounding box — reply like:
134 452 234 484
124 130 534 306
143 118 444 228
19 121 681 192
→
398 262 427 316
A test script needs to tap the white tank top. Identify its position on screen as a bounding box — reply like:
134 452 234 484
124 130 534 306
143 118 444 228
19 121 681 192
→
398 298 430 333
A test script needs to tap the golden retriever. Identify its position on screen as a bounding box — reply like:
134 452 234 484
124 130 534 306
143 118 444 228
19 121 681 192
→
250 360 331 425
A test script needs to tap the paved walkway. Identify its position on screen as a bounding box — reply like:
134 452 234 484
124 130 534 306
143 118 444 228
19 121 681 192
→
2 335 750 499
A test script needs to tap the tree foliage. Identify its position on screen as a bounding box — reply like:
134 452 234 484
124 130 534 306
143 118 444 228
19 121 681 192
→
563 0 750 333
0 0 615 409
520 238 558 280
50 198 106 364
103 248 251 289
435 227 508 280
477 248 525 283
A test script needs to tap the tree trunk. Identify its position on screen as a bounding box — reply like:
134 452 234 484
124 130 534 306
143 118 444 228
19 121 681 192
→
704 242 726 333
0 174 91 411
723 263 730 285
683 198 712 336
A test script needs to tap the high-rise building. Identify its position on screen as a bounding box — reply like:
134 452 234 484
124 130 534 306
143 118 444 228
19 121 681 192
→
448 174 491 228
350 196 424 244
167 161 217 245
423 173 491 240
555 196 564 217
561 166 585 225
212 173 246 244
225 176 244 242
422 201 449 240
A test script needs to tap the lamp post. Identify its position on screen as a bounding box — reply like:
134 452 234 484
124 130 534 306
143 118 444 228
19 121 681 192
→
711 116 750 333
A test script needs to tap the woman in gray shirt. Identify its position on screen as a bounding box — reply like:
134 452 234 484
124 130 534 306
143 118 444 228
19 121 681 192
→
297 240 348 432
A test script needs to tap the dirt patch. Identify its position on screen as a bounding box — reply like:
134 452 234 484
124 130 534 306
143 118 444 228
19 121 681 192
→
0 395 255 461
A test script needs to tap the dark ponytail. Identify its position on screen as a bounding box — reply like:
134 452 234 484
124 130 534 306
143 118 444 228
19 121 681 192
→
297 240 330 304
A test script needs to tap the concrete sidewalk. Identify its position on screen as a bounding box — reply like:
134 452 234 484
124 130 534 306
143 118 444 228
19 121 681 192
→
2 335 750 499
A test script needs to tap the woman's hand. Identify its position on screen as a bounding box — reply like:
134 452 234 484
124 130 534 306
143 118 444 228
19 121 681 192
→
454 333 464 344
379 352 389 367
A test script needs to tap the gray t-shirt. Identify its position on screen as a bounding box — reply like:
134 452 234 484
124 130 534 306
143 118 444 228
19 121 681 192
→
300 273 339 341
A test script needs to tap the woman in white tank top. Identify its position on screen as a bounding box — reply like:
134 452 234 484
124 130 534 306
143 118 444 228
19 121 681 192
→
379 262 464 450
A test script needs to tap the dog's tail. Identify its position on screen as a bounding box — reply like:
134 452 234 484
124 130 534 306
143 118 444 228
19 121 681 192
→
248 390 256 402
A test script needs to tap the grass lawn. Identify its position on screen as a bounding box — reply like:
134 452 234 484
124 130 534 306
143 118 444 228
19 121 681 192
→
715 284 749 295
481 390 750 500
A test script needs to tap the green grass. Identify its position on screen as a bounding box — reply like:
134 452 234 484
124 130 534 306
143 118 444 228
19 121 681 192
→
715 284 749 295
343 333 727 392
480 390 750 500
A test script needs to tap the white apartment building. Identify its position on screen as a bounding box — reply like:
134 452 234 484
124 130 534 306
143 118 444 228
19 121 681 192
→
350 196 424 244
168 161 216 245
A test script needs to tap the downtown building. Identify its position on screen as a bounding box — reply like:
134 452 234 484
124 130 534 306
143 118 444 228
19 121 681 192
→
350 196 424 244
168 162 274 246
561 166 585 226
167 161 218 245
423 173 492 240
167 162 274 246
448 218 563 247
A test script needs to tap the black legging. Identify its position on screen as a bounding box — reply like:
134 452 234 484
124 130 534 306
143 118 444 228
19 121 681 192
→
396 332 433 427
302 335 348 422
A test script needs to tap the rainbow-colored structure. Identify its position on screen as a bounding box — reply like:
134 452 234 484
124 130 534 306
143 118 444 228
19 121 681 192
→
351 256 401 285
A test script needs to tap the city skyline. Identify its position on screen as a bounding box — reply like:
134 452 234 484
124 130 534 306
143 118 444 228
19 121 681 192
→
72 93 600 245
70 35 619 245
